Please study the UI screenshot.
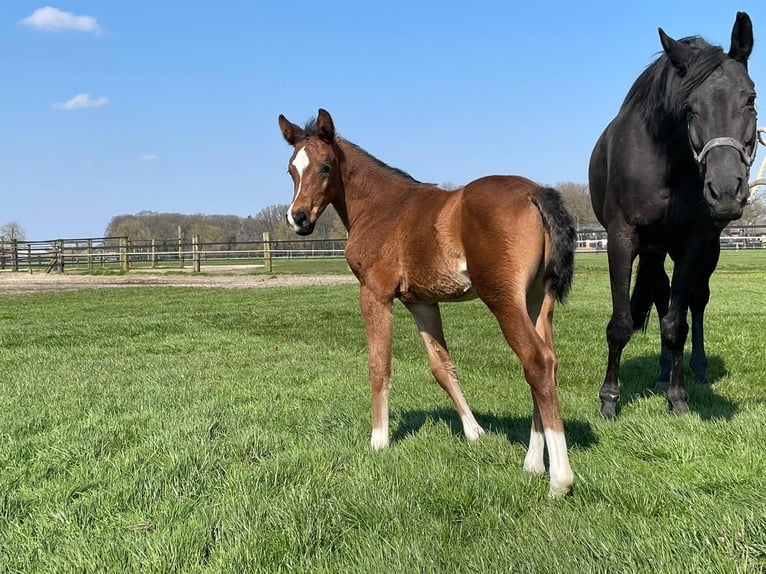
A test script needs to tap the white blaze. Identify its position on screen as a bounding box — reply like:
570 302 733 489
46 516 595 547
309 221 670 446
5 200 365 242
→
287 147 310 228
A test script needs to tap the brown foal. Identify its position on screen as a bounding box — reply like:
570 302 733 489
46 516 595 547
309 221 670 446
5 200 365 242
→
278 109 575 497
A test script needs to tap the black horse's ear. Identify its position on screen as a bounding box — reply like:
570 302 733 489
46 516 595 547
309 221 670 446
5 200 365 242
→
729 11 753 68
659 28 692 74
316 108 336 144
279 114 306 146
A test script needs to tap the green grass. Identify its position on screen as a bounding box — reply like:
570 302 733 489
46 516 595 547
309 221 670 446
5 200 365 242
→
1 251 765 573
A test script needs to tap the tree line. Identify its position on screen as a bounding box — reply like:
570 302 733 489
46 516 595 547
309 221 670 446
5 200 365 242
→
103 205 347 245
102 182 604 245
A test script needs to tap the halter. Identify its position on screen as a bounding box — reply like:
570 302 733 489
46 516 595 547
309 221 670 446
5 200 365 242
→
691 127 766 192
692 136 757 167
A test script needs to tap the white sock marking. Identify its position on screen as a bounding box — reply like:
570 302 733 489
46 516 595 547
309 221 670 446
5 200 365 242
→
461 414 485 442
544 429 573 498
523 428 546 475
370 427 389 450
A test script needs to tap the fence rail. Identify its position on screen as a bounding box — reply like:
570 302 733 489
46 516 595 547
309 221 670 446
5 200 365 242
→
1 226 765 274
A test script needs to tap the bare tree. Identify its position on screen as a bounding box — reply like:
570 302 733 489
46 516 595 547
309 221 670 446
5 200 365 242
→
740 193 766 226
254 204 289 234
0 221 26 242
556 182 601 229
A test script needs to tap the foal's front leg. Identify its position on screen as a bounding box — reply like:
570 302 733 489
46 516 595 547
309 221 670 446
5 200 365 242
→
359 287 394 450
404 302 485 442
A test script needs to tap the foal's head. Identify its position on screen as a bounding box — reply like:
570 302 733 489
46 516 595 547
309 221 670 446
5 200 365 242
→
662 12 756 220
278 109 341 235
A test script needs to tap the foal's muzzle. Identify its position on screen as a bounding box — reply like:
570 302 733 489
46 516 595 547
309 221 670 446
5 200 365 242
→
286 209 315 235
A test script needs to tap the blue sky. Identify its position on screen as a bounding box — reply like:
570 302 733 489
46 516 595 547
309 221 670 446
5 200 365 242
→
1 1 765 240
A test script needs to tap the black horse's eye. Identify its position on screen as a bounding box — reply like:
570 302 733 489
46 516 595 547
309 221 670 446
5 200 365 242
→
746 95 756 108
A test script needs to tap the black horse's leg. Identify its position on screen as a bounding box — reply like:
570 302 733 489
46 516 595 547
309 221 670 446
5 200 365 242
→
631 251 671 388
652 263 671 388
600 224 638 419
661 255 699 415
688 238 720 386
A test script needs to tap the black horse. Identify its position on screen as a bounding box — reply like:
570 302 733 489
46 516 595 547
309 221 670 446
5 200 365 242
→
589 12 758 419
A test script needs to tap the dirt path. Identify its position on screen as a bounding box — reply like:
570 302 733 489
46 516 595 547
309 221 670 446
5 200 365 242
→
0 271 357 295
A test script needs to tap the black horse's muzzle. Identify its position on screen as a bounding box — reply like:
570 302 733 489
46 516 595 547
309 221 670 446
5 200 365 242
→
695 136 755 220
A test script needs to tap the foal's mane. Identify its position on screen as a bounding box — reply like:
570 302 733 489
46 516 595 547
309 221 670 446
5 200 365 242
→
302 117 425 185
620 36 727 140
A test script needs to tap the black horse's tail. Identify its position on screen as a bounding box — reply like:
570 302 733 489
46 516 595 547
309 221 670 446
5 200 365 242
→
630 251 669 332
531 187 576 303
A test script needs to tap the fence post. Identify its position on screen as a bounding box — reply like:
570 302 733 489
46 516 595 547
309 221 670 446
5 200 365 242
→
192 235 201 272
120 237 129 272
57 240 64 273
177 225 184 268
151 238 157 269
263 232 272 273
11 239 18 272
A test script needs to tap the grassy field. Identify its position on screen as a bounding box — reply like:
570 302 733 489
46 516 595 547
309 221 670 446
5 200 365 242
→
1 251 765 573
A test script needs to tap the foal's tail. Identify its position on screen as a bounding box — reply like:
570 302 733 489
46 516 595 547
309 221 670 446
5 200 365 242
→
531 187 576 303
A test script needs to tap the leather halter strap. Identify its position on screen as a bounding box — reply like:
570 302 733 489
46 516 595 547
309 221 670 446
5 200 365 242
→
692 136 756 167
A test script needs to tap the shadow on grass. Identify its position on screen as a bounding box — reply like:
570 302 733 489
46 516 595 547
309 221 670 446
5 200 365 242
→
617 353 737 421
392 408 597 450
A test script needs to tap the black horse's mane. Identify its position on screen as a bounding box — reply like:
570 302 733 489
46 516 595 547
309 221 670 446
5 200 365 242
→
621 36 727 139
302 117 425 185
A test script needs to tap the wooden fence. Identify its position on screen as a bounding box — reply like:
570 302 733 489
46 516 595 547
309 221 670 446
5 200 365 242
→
1 226 765 274
0 234 348 274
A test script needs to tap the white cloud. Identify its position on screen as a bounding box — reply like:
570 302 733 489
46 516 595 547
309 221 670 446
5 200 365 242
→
19 6 101 34
51 93 110 111
138 154 159 162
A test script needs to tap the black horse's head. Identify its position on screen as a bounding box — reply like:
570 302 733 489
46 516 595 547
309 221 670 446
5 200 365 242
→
661 12 756 220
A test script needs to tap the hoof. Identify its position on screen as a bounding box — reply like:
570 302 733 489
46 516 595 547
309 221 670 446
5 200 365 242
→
600 400 618 420
668 400 689 416
464 423 485 443
523 459 545 476
548 480 574 499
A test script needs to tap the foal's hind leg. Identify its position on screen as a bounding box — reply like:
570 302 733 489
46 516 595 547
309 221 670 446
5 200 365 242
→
489 295 573 498
523 293 556 476
404 302 485 441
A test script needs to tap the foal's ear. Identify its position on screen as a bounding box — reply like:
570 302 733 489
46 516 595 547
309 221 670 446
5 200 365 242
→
316 108 336 144
278 114 306 146
729 11 753 67
659 28 692 74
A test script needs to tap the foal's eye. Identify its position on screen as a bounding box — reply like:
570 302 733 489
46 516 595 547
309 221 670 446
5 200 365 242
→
320 164 331 175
